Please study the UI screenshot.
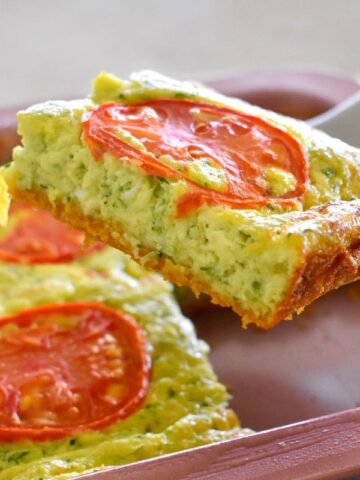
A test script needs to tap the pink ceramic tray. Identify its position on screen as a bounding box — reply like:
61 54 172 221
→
1 71 360 480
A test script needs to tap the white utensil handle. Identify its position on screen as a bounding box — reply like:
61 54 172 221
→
308 90 360 147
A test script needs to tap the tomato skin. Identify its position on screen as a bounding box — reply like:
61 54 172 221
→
83 100 309 216
0 302 151 441
0 202 104 264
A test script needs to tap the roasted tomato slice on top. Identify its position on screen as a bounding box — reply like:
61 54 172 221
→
0 302 150 440
83 99 308 216
0 202 103 263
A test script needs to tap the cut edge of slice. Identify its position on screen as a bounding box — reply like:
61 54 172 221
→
9 184 360 329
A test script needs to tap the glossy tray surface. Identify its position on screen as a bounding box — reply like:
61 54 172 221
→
194 285 360 431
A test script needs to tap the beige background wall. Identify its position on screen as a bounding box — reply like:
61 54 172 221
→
0 0 358 106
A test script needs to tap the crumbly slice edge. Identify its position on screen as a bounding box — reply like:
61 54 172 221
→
8 186 360 329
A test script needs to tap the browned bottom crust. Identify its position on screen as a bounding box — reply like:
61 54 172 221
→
10 187 360 329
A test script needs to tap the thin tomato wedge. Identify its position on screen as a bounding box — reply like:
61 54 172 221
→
83 99 309 216
0 302 150 441
0 202 103 263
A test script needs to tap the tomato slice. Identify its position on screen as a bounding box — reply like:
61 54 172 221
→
0 202 103 263
0 302 150 440
83 100 309 216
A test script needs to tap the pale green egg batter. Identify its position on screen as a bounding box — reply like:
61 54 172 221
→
0 247 248 479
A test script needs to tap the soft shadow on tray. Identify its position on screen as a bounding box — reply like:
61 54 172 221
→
190 282 360 431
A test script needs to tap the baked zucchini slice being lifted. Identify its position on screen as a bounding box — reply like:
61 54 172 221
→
4 71 360 328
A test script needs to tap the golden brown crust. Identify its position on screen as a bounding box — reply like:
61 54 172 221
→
10 186 360 329
275 204 360 325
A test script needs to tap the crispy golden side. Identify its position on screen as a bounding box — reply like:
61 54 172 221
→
276 220 360 325
10 186 360 329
